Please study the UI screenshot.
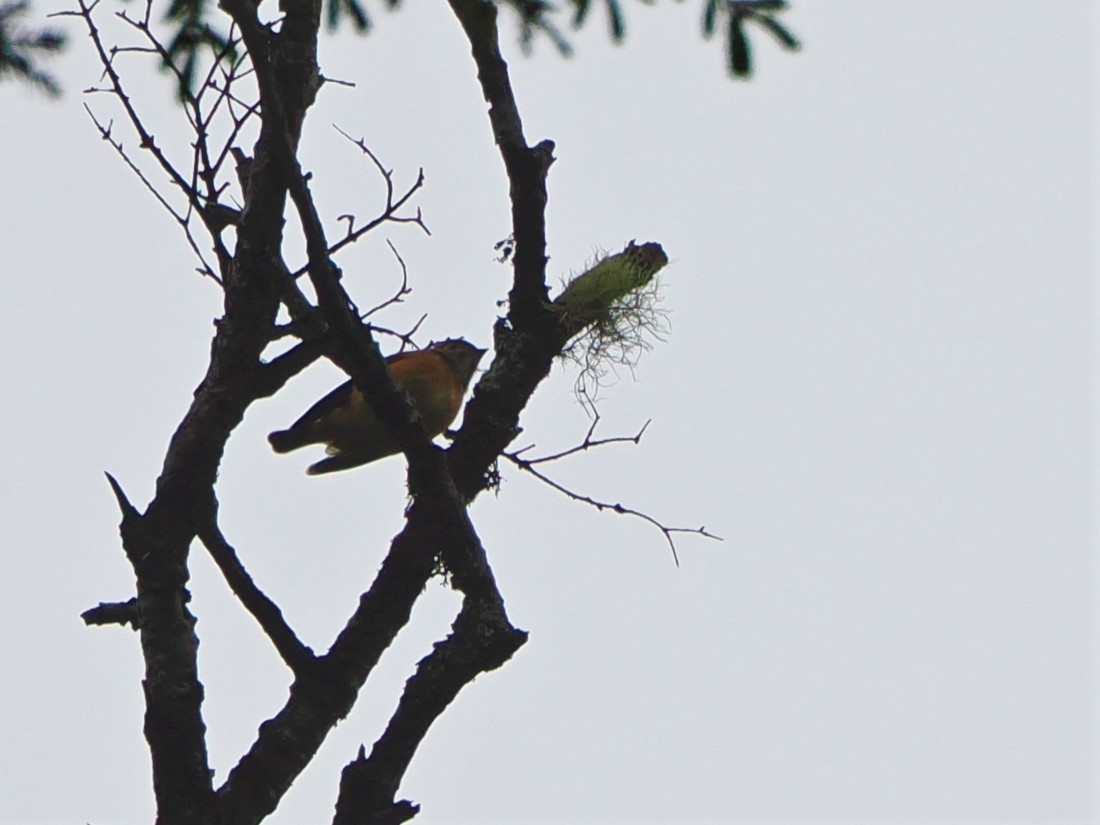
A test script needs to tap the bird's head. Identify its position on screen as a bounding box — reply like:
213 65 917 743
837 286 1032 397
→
430 338 487 389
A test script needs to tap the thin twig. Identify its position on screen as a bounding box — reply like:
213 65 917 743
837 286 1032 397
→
360 239 413 319
516 413 651 465
75 0 196 200
83 104 222 284
503 448 721 566
285 128 429 280
74 0 241 283
367 316 429 352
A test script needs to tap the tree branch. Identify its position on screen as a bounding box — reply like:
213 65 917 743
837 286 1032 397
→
81 597 140 629
504 449 721 566
101 469 219 823
445 0 554 328
513 413 650 464
197 515 316 675
75 0 688 820
216 512 439 825
333 597 526 824
70 1 300 818
207 4 528 822
81 103 222 284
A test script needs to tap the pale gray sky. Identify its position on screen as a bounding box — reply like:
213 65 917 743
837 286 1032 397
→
1 1 1096 823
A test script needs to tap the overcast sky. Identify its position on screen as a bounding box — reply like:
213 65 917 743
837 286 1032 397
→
1 1 1096 823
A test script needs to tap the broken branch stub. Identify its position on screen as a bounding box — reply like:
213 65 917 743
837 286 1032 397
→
551 240 668 339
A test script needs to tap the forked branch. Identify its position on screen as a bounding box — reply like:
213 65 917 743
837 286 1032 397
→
286 128 429 281
504 417 721 566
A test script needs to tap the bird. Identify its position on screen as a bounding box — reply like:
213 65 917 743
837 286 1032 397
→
268 338 487 475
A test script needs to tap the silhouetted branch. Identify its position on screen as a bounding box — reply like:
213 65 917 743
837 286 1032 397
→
68 0 259 282
204 5 526 822
197 515 316 675
513 412 650 464
82 103 222 284
504 445 721 566
217 507 439 824
74 0 704 819
81 597 139 629
254 337 328 398
68 0 195 202
333 596 526 823
104 470 139 522
359 239 413 319
365 314 428 352
446 0 554 330
286 129 429 280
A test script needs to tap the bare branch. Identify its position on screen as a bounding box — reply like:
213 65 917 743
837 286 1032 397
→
74 0 691 820
115 2 198 126
82 104 222 284
76 5 291 816
77 0 269 282
335 748 419 825
284 129 429 281
197 516 316 675
333 594 526 824
503 449 721 566
80 105 180 218
81 597 139 629
445 0 554 329
358 239 413 319
438 0 576 505
75 0 196 203
104 470 140 521
217 506 441 824
321 74 356 88
366 315 428 353
254 337 327 398
516 413 651 465
208 7 527 820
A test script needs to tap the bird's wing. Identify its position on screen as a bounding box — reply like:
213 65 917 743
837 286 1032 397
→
285 378 355 430
285 350 418 430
